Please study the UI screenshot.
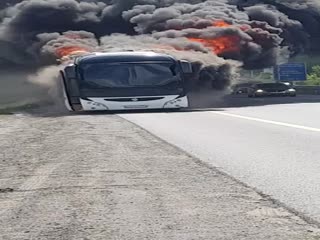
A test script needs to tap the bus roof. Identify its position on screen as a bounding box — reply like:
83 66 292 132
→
75 51 177 64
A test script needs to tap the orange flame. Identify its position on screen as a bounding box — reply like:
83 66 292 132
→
212 20 231 27
188 35 241 55
187 20 242 55
55 46 89 58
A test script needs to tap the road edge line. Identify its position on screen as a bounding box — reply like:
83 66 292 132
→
212 111 320 132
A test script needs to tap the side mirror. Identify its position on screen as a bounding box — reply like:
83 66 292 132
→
64 65 77 79
180 60 193 74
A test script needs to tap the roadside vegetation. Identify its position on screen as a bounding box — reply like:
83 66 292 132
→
306 65 320 86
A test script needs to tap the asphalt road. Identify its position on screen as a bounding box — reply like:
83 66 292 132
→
121 94 320 223
1 98 320 239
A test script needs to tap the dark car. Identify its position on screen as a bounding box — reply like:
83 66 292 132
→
248 83 296 97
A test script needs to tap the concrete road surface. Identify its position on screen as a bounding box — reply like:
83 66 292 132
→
121 95 320 224
1 111 319 239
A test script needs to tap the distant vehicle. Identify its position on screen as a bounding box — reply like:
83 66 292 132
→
60 51 192 111
231 82 260 95
248 83 297 97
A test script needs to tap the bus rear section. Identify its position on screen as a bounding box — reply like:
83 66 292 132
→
61 52 192 111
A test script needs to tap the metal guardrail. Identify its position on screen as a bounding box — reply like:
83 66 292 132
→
294 86 320 95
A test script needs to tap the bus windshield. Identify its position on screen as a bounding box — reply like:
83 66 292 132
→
79 62 181 88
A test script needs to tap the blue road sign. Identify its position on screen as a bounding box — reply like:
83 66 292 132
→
274 63 307 81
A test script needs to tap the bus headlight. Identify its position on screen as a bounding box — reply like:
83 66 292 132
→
89 101 109 110
164 99 182 108
164 97 187 108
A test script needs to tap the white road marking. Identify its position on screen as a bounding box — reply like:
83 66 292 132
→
212 111 320 133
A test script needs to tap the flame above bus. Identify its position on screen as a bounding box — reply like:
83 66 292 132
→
188 20 241 55
56 46 89 59
212 20 231 27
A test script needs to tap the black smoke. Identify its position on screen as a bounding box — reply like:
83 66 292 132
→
0 0 319 91
234 0 320 52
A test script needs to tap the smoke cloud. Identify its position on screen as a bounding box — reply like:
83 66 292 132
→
0 0 319 108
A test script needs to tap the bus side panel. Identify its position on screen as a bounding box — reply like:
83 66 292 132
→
60 70 82 111
60 70 73 111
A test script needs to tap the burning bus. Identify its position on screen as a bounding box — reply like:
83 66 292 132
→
60 51 192 111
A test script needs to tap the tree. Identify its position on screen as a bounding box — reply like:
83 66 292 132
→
306 65 320 86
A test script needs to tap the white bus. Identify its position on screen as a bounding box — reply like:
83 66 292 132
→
61 51 192 111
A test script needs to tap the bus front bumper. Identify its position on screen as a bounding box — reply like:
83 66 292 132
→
76 95 189 111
